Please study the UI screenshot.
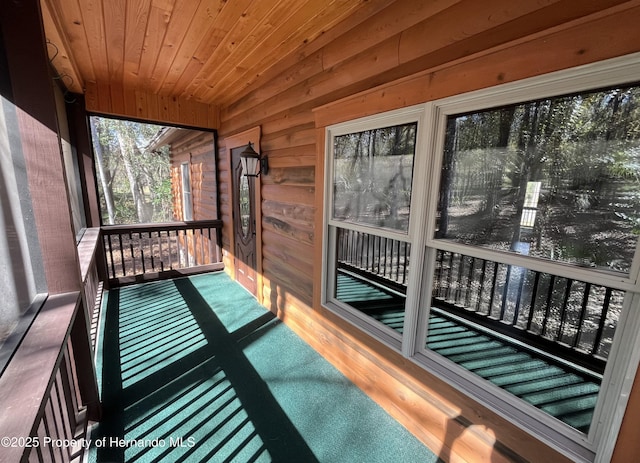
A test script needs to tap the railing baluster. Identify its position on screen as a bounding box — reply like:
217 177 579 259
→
541 275 557 338
475 259 488 313
455 253 466 305
464 256 475 308
148 231 155 272
499 265 512 321
592 287 613 356
118 234 125 277
573 283 592 349
488 261 499 316
106 234 116 279
512 267 527 326
557 279 575 343
526 272 541 332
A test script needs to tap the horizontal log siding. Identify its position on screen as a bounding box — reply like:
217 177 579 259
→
169 131 218 222
85 84 220 129
215 2 640 462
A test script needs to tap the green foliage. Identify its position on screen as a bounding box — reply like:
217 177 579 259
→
92 116 174 224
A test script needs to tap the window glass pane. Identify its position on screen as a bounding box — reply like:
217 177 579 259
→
333 123 417 232
435 86 640 273
428 249 622 434
334 226 409 334
239 174 250 238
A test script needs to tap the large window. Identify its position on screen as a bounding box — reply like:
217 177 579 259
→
322 55 640 462
324 108 423 349
181 162 193 221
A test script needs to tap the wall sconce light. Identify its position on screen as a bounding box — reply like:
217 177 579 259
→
240 142 268 177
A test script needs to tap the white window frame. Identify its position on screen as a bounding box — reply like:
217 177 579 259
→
181 162 193 221
321 52 640 463
323 105 431 352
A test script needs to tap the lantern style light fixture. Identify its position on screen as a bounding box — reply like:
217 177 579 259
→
240 142 268 177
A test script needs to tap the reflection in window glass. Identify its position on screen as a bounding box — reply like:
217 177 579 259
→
435 86 640 273
334 227 409 334
333 123 417 232
428 249 623 434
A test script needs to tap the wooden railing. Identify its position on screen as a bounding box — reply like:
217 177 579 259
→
101 220 223 286
0 230 101 463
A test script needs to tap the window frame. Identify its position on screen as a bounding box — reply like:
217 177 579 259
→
180 161 193 221
323 105 430 353
321 53 640 462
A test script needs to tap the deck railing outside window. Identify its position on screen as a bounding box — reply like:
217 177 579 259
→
101 220 223 285
336 227 410 291
336 228 617 375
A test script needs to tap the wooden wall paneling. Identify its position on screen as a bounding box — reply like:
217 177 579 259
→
222 51 325 123
217 0 396 107
264 144 316 169
109 82 126 116
263 165 315 186
194 0 361 102
85 85 219 129
206 0 399 105
396 0 634 76
320 0 461 70
261 124 317 152
262 241 313 282
314 4 640 128
222 0 637 136
263 261 313 306
612 366 640 461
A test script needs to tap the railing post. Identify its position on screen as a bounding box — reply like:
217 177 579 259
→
70 302 102 421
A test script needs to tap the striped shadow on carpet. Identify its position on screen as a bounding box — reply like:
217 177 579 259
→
89 272 439 463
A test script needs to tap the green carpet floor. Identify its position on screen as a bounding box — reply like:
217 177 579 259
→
89 272 439 463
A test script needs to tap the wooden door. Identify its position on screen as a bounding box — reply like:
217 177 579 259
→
231 146 257 295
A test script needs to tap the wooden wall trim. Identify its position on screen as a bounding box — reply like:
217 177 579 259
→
84 82 220 129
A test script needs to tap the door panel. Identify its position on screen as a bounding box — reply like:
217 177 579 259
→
231 147 257 295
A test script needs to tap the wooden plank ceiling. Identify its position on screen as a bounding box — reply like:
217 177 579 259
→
40 0 395 107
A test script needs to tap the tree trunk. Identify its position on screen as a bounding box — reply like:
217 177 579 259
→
89 117 115 224
116 121 153 223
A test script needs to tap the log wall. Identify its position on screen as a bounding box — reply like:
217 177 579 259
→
168 130 218 222
85 83 220 129
215 1 640 462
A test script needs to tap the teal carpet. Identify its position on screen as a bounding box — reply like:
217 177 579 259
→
89 272 438 463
